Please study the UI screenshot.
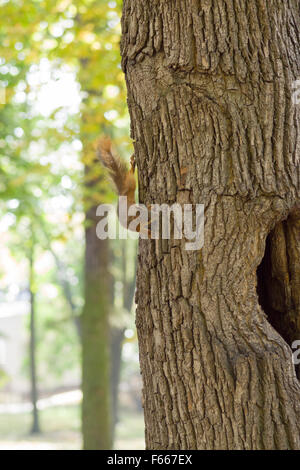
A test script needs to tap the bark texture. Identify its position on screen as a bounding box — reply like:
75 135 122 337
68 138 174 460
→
121 0 300 449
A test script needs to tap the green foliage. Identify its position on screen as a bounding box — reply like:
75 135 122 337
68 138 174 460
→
0 0 137 422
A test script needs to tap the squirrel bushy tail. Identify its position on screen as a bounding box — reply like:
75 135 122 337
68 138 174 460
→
97 137 153 236
97 136 135 196
97 136 139 230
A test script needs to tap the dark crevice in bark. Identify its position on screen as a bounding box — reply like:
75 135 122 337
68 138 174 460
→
257 228 287 338
257 216 300 379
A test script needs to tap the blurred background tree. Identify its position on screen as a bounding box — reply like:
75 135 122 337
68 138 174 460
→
0 0 142 450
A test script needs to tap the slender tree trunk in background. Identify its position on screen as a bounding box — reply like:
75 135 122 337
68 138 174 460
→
110 241 137 435
121 1 300 449
109 245 122 436
51 250 81 337
110 327 124 435
81 203 112 450
29 246 40 434
79 43 114 445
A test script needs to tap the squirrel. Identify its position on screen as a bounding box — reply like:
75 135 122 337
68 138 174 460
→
97 138 196 243
97 137 149 234
97 136 136 206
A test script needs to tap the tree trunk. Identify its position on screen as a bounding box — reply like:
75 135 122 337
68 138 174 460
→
121 0 300 449
110 326 125 434
111 240 137 436
29 245 40 434
81 202 112 450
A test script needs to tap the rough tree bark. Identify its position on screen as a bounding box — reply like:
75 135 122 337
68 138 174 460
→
121 0 300 449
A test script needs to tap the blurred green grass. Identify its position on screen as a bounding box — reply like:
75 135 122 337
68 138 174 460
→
0 405 145 450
